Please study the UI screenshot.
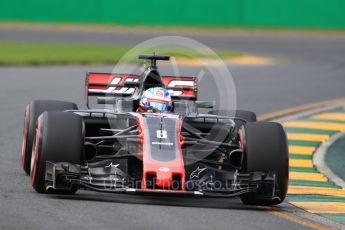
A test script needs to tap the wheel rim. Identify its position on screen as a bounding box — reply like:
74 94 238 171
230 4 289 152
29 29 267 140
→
21 106 29 167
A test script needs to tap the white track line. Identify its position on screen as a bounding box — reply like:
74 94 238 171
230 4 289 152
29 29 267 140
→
313 131 345 189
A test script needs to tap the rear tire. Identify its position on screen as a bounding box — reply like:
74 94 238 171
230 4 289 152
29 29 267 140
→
21 100 78 175
31 111 83 194
240 122 289 206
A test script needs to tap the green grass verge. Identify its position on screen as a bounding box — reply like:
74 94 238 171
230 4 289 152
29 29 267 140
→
0 42 242 66
289 167 319 173
288 139 321 147
289 180 339 188
286 194 345 202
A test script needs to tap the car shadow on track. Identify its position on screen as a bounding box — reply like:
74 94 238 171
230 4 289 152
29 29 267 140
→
49 190 276 211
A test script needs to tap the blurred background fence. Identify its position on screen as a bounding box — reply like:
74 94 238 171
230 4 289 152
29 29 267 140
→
1 0 345 29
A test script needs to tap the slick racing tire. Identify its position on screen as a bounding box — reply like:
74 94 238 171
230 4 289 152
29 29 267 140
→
22 100 78 175
31 111 83 194
239 122 289 206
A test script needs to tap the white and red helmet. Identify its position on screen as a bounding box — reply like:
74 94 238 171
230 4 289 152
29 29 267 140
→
140 87 172 112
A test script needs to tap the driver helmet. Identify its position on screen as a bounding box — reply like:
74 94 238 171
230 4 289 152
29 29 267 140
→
139 87 172 112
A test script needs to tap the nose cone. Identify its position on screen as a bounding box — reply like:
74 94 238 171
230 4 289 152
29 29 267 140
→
138 114 185 190
143 164 184 189
156 175 172 187
156 167 173 188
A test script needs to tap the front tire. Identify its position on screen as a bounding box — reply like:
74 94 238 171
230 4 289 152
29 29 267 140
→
31 111 83 194
22 100 78 175
240 122 289 206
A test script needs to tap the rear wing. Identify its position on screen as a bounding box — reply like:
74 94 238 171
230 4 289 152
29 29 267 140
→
85 72 198 107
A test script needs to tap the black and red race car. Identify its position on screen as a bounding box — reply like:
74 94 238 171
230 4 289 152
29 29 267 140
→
21 54 289 205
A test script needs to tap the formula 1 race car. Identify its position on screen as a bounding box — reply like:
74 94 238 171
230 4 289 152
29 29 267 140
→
21 54 289 205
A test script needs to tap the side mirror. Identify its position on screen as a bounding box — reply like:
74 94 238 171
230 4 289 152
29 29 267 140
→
97 97 116 104
195 101 214 109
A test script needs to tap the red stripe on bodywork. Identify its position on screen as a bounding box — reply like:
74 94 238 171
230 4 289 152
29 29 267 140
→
162 76 195 89
31 117 41 185
136 116 144 159
21 105 29 167
179 89 196 97
88 85 108 90
177 117 186 190
88 74 113 85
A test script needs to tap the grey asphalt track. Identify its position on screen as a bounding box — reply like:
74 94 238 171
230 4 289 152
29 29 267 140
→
1 27 345 230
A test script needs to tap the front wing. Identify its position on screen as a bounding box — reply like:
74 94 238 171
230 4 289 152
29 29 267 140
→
45 161 277 199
